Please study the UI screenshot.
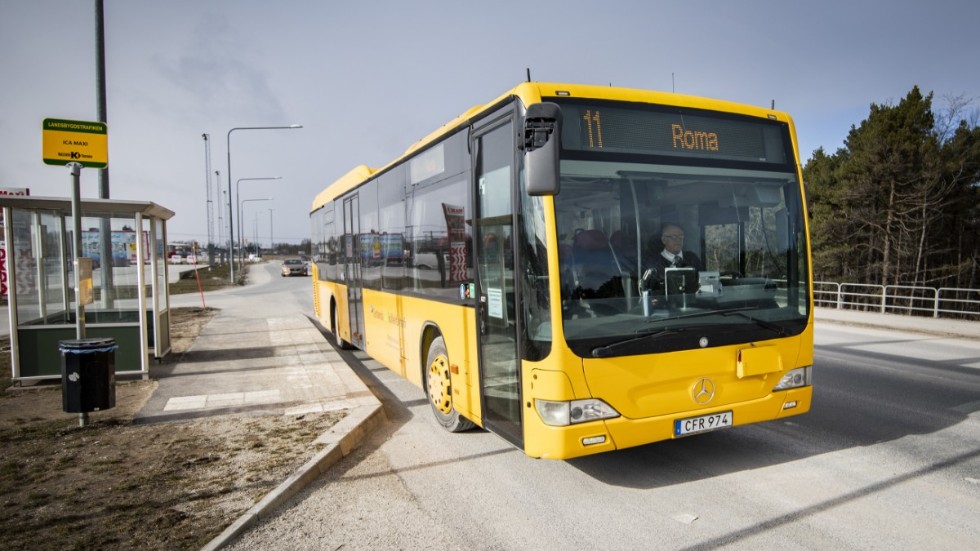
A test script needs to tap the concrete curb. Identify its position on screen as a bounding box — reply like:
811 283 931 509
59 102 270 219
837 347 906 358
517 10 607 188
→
201 402 387 551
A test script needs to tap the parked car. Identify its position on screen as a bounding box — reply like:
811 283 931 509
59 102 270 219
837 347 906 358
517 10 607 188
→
281 258 308 277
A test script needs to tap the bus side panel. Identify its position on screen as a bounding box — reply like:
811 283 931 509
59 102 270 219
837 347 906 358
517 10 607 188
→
338 285 354 346
401 294 480 425
314 278 353 346
327 283 351 348
324 280 483 425
438 301 480 424
312 269 333 327
362 289 407 377
312 266 323 321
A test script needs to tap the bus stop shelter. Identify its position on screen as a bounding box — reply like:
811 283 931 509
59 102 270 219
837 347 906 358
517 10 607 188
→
1 195 174 381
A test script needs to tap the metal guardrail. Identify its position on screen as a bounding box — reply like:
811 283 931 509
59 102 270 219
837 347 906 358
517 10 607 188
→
814 281 980 319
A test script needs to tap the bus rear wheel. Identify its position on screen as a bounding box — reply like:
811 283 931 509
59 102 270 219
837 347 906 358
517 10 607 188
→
425 336 474 432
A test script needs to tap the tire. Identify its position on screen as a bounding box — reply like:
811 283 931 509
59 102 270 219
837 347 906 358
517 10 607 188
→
424 336 475 432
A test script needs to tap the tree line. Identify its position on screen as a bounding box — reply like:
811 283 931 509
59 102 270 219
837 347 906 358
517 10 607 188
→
803 86 980 290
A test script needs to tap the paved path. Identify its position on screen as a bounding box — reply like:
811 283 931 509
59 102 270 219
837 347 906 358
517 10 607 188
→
134 314 376 424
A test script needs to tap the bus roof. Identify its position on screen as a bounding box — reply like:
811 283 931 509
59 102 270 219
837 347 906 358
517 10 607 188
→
311 82 794 212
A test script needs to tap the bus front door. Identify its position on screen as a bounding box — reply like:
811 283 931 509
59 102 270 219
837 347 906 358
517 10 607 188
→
474 119 522 447
343 194 364 348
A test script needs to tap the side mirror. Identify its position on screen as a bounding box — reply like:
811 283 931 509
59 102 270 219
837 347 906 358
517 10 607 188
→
523 102 562 196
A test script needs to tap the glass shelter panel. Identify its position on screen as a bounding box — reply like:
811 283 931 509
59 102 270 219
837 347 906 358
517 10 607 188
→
155 218 167 307
152 217 170 357
68 213 149 323
11 209 64 325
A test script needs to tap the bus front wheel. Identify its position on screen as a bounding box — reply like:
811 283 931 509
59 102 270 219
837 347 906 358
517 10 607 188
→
425 336 474 433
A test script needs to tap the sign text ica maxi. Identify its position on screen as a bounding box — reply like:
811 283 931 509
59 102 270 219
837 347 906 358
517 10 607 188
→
42 118 108 168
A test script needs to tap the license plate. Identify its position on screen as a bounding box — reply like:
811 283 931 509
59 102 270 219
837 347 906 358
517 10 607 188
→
674 411 733 436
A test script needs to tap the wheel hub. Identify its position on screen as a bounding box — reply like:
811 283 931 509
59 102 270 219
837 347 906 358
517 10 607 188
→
427 354 453 415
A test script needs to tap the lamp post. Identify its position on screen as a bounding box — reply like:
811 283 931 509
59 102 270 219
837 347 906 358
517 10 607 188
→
202 133 214 265
216 171 223 255
219 189 226 259
239 198 272 263
226 124 302 283
268 208 274 254
236 177 281 266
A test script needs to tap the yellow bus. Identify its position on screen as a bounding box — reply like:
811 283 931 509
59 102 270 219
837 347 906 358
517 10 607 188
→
310 82 813 459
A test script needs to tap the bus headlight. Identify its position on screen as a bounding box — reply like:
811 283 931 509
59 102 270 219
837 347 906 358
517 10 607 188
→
535 398 620 426
773 366 812 391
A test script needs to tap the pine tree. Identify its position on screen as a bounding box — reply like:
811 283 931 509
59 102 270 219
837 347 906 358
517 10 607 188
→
803 86 980 294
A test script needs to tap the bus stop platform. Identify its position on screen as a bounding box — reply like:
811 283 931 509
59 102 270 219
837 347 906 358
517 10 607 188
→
133 315 381 424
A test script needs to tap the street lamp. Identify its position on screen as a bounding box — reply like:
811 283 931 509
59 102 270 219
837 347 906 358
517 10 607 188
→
226 124 302 283
268 208 274 254
202 134 214 264
236 177 280 265
239 198 272 262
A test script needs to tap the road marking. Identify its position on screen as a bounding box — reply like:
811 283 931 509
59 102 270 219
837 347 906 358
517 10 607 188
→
672 513 699 524
163 389 282 411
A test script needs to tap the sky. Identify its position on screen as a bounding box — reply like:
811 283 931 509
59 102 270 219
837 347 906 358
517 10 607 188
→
2 0 979 247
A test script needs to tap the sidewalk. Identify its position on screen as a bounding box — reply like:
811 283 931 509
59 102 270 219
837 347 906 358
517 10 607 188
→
814 306 980 339
135 315 379 424
140 265 386 550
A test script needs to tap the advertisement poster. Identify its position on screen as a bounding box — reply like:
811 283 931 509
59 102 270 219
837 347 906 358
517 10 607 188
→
442 203 467 282
82 229 149 267
0 187 29 296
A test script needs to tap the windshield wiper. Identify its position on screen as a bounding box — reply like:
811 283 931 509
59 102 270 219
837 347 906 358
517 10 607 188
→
591 328 685 358
720 310 787 336
649 306 788 336
641 306 759 324
590 308 788 358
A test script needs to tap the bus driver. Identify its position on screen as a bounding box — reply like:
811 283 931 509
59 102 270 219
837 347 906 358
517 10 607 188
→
644 223 704 279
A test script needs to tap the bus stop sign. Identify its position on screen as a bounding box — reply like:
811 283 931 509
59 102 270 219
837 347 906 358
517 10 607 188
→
42 118 108 168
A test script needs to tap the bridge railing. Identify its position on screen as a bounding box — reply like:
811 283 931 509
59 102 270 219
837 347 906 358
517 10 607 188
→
814 281 980 319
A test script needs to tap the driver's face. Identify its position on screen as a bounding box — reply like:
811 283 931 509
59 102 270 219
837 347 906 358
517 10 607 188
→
661 226 684 255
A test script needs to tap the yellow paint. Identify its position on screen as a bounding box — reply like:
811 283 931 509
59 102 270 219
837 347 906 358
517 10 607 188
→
737 345 783 378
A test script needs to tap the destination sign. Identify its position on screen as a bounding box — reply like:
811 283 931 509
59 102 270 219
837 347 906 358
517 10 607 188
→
42 118 108 168
556 101 790 165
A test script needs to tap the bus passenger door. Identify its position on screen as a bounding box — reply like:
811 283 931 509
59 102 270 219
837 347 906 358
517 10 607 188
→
343 194 365 348
473 118 522 447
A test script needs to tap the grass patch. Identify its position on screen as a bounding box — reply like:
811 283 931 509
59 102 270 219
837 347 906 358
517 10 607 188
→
169 262 247 294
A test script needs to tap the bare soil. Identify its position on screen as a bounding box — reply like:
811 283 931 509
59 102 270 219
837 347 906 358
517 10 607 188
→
0 307 344 551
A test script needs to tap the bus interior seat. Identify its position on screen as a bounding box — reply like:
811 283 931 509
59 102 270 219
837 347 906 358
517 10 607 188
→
609 230 638 267
571 229 624 298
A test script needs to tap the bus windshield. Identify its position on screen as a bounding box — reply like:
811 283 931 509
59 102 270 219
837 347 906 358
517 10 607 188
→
553 104 809 357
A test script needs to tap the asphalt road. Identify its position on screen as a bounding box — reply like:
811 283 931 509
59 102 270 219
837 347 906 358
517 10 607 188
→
171 261 311 317
219 278 980 550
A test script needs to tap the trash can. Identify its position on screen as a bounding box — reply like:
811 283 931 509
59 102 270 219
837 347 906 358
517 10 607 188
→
60 338 118 413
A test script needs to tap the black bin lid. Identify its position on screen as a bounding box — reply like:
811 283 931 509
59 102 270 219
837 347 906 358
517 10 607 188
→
59 338 118 352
